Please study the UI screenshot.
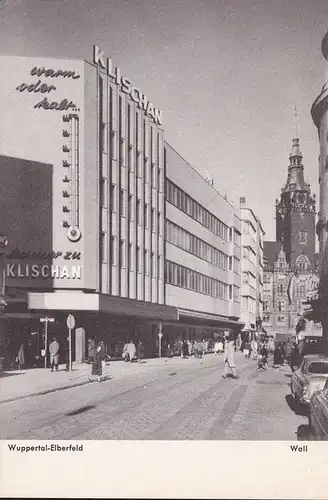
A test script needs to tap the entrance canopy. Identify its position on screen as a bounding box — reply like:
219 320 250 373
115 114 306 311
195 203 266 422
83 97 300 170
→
28 291 178 321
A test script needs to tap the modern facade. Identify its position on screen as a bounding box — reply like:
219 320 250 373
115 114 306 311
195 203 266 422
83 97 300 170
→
239 197 264 340
163 143 243 342
0 47 244 363
263 137 319 340
311 30 328 354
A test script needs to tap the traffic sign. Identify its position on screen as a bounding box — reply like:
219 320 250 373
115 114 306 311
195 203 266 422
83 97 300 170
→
158 332 163 338
40 317 55 323
66 314 75 329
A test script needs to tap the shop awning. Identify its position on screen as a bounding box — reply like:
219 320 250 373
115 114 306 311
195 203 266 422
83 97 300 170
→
178 308 245 330
28 291 179 321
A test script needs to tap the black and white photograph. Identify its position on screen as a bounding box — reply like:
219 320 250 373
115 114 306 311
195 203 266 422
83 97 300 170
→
0 0 327 498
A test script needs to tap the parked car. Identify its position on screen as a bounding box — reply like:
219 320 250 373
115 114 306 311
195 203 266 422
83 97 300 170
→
291 354 328 410
308 377 328 440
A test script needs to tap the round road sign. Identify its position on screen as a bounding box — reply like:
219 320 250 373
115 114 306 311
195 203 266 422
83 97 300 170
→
66 314 75 329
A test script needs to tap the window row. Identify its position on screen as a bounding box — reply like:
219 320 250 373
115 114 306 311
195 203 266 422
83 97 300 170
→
165 220 229 270
165 179 228 241
165 260 230 299
100 234 163 277
241 296 256 313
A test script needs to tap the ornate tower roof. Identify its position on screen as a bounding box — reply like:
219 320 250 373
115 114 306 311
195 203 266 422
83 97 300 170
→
283 138 306 193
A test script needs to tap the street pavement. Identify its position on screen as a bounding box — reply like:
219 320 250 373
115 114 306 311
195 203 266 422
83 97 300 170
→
0 353 308 440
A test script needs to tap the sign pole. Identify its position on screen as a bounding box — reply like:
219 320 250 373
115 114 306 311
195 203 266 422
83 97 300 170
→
158 322 163 359
44 320 48 369
69 327 72 373
66 314 75 372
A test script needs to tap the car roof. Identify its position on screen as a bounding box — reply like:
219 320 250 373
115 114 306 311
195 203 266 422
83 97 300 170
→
303 354 328 361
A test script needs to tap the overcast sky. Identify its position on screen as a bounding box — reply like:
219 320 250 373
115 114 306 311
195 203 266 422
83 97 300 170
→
0 0 327 240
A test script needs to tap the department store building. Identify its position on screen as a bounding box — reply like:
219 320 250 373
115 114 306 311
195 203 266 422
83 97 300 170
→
0 47 243 362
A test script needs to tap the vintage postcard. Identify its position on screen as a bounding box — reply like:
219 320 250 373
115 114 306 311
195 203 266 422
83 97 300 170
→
0 0 327 498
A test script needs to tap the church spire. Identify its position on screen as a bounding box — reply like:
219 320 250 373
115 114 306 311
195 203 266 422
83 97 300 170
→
284 107 305 192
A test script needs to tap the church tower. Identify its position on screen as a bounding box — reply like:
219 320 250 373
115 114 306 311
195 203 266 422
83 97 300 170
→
275 137 316 270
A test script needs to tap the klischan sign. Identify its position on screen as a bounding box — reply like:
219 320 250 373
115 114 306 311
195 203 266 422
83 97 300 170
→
93 45 162 126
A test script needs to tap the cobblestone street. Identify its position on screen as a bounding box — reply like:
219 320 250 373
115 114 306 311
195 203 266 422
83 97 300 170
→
1 353 307 440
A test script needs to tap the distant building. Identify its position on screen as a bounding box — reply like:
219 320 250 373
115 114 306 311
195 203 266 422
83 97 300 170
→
263 137 320 340
239 197 265 340
311 30 328 353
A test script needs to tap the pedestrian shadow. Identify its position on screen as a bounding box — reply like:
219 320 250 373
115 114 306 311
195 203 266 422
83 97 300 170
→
66 405 96 416
0 371 26 378
297 424 313 441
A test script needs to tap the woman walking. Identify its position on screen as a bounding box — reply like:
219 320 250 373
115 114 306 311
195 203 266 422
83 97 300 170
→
89 340 104 382
136 340 144 363
17 343 25 370
222 334 238 379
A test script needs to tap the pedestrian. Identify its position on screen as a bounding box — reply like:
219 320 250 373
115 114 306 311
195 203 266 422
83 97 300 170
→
273 342 284 368
251 338 258 360
136 340 144 363
187 339 192 357
16 343 25 370
290 343 301 372
214 340 220 354
197 339 205 363
124 339 136 362
243 340 251 358
182 340 189 358
257 343 268 370
222 334 238 379
89 340 104 382
49 337 60 372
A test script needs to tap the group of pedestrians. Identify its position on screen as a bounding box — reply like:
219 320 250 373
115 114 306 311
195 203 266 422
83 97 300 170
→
16 336 70 372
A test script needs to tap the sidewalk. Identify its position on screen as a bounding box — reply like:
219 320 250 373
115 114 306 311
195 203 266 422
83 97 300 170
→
0 355 204 404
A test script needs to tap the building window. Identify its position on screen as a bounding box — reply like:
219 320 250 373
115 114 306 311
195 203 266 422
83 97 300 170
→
277 300 284 312
277 283 285 294
151 164 155 187
100 123 107 153
151 252 156 277
144 249 148 274
296 255 310 271
229 256 233 271
136 200 141 225
158 212 161 235
128 243 133 271
119 240 125 268
128 195 133 221
229 284 233 300
165 179 228 241
278 316 285 323
120 190 125 216
157 255 162 279
151 208 156 232
136 246 140 272
100 178 107 208
100 232 107 263
110 236 116 266
164 260 228 299
299 231 308 244
165 219 228 270
110 184 116 212
263 300 269 312
144 204 148 228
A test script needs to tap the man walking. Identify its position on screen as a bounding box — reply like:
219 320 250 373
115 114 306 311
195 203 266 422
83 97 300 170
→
49 337 60 372
222 334 238 379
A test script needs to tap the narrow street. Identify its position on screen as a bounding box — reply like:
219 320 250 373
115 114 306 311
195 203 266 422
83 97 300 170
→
1 354 308 440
